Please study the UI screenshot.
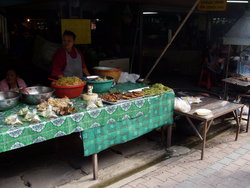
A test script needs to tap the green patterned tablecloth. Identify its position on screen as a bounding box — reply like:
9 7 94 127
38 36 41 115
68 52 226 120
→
0 83 174 155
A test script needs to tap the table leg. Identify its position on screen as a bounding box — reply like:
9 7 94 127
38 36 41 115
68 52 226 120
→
233 110 241 141
201 121 208 160
92 153 98 180
239 107 244 124
247 107 250 133
161 126 165 146
167 124 172 148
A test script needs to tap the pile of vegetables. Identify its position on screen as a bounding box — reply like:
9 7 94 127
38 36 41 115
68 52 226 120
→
142 83 172 96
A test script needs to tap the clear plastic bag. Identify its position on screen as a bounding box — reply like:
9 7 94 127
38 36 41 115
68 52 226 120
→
174 97 191 113
118 72 140 83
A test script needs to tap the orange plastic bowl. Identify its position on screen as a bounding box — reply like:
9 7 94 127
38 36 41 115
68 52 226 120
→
51 83 86 98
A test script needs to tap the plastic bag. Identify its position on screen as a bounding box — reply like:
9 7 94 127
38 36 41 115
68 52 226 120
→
86 100 98 110
39 105 58 118
24 109 41 123
174 97 191 113
4 115 23 125
118 72 140 83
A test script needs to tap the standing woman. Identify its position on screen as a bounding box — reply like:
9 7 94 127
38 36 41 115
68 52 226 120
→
51 30 90 78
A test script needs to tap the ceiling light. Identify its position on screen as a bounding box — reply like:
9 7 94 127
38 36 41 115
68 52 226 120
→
143 12 158 15
227 0 249 3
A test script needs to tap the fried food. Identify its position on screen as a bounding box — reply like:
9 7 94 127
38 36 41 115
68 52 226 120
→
54 77 84 86
101 92 122 102
37 97 76 115
101 91 144 102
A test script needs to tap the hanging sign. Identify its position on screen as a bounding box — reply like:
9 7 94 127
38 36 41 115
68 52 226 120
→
61 19 91 44
198 0 227 11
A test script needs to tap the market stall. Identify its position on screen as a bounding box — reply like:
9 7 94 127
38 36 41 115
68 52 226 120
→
0 80 174 180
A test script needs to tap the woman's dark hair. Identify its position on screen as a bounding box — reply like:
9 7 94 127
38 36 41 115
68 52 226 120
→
63 30 76 40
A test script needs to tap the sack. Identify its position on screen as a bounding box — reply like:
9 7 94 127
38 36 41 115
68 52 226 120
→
174 97 191 113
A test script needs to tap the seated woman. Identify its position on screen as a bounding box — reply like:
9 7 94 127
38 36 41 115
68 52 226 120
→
0 69 27 91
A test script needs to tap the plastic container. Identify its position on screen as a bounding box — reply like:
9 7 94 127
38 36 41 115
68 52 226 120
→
87 78 114 93
51 83 86 98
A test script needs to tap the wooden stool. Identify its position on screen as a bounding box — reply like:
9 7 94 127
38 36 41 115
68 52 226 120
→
238 94 250 132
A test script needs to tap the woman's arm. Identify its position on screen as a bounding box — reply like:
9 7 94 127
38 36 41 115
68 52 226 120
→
83 67 90 76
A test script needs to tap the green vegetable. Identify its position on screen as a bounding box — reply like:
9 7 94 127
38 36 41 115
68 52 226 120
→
142 83 172 96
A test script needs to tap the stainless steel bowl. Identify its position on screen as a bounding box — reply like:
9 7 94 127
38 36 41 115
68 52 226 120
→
20 86 54 105
0 91 20 111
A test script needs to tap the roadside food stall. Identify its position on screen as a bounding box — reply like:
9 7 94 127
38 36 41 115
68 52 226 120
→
0 77 174 180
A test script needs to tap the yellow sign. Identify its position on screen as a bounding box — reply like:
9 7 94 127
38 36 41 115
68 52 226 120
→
198 0 227 11
61 19 91 44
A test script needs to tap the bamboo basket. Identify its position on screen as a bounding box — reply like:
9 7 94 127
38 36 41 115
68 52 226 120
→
93 67 122 82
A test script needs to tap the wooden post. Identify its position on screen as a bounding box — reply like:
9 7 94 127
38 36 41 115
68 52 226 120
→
92 154 98 180
144 0 201 81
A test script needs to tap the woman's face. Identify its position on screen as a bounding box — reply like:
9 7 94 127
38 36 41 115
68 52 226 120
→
6 70 17 84
62 35 75 50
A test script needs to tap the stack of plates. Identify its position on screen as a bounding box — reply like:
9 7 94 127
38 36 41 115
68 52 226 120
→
194 109 212 116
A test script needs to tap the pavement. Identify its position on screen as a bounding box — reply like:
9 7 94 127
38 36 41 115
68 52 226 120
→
107 127 250 188
1 114 249 188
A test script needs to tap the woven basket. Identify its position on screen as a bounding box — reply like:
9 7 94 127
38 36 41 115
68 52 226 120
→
93 67 122 82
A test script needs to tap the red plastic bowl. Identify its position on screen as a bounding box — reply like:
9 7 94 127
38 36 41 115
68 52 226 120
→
51 83 86 98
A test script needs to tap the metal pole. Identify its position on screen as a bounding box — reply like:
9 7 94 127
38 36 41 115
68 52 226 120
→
144 0 201 82
223 45 231 100
138 8 143 75
130 11 140 73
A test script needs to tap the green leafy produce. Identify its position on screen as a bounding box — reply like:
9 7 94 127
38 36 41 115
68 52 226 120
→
142 83 172 96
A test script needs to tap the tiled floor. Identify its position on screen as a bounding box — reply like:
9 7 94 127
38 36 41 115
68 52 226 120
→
108 128 250 188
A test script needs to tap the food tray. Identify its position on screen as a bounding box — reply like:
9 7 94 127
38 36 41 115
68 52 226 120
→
102 96 144 105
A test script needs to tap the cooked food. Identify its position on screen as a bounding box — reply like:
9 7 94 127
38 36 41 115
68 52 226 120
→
24 110 41 123
93 77 109 81
101 91 144 102
17 107 30 116
54 77 85 86
39 106 58 118
120 92 144 100
37 97 76 115
4 115 23 125
101 92 122 102
142 83 172 96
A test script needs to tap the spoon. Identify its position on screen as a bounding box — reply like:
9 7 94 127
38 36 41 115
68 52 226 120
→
20 87 30 95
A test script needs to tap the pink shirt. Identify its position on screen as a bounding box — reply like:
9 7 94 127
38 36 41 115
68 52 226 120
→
0 78 27 92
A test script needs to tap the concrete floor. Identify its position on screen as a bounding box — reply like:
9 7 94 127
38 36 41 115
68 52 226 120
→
0 131 168 188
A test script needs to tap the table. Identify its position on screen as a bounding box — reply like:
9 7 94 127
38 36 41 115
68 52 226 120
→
222 77 250 87
0 83 175 179
175 97 244 160
222 77 250 99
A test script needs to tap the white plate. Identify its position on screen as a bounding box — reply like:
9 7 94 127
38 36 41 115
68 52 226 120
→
195 109 212 116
